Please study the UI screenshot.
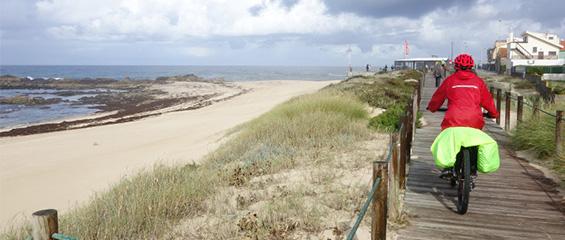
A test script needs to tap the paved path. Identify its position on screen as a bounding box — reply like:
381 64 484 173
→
396 74 565 239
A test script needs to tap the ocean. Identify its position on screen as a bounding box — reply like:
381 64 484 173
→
0 65 349 81
0 65 350 129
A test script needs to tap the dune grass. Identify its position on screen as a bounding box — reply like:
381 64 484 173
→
511 101 565 182
2 90 373 240
2 71 417 239
512 114 558 158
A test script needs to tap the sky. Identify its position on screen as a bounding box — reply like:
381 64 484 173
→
0 0 564 66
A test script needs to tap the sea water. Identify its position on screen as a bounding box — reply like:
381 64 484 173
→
0 65 349 81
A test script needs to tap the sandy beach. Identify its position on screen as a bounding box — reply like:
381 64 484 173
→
0 80 336 229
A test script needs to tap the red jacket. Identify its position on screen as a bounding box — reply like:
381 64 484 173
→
427 70 499 130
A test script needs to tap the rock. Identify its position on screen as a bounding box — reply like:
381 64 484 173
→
0 95 62 105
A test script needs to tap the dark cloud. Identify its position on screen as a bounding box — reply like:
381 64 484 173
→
515 0 565 27
323 0 477 18
248 5 263 16
279 0 299 8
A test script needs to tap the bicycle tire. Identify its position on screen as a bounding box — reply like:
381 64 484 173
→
457 148 471 214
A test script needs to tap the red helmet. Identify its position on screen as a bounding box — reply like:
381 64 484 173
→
454 54 474 69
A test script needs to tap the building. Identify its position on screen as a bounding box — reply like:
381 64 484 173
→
486 40 508 73
394 57 448 71
505 31 565 73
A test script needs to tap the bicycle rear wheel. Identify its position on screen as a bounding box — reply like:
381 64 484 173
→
457 148 471 214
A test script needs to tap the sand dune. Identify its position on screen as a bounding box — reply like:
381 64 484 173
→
0 80 336 229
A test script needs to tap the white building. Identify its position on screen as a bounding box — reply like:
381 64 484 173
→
394 57 448 71
506 31 565 73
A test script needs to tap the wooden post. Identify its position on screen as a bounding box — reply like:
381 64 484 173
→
556 111 563 157
416 74 418 106
505 92 511 131
411 91 418 152
372 161 388 240
533 98 540 118
388 133 401 222
496 89 502 125
517 96 524 124
490 86 495 96
399 117 407 190
32 209 58 240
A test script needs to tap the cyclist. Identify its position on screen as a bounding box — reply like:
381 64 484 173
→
426 53 499 180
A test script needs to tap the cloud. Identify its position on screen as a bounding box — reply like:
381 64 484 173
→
34 0 372 41
183 47 214 57
2 0 565 65
323 0 477 18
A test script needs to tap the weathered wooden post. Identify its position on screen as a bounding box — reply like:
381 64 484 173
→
533 98 540 118
496 89 502 125
388 133 401 222
372 161 388 240
417 74 422 107
517 96 524 124
32 209 58 240
505 92 511 131
399 117 407 190
556 111 563 157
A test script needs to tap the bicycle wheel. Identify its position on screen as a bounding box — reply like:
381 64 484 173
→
457 148 471 214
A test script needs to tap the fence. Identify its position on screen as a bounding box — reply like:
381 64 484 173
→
347 74 420 240
489 86 563 157
509 71 555 103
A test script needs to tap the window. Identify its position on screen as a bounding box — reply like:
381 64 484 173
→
549 36 554 40
548 51 557 56
533 47 537 53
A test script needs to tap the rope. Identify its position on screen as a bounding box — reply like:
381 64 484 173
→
26 233 77 240
346 178 382 240
52 233 78 240
347 129 395 239
516 101 557 118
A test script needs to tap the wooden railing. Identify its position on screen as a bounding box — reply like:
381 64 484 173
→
347 74 421 240
489 86 563 156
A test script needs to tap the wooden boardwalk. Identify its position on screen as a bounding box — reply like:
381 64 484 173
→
396 74 565 239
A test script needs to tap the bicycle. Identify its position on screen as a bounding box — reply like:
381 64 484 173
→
446 146 477 214
433 108 497 215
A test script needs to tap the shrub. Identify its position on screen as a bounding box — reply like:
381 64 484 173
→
368 103 405 132
526 66 544 76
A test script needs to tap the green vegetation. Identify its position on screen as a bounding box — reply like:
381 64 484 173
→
511 100 565 183
332 71 420 131
549 81 565 95
526 65 565 75
368 104 404 132
2 71 418 239
512 115 557 158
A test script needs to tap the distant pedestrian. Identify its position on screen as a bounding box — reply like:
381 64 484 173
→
441 63 447 77
366 64 370 72
433 62 443 87
384 65 388 72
